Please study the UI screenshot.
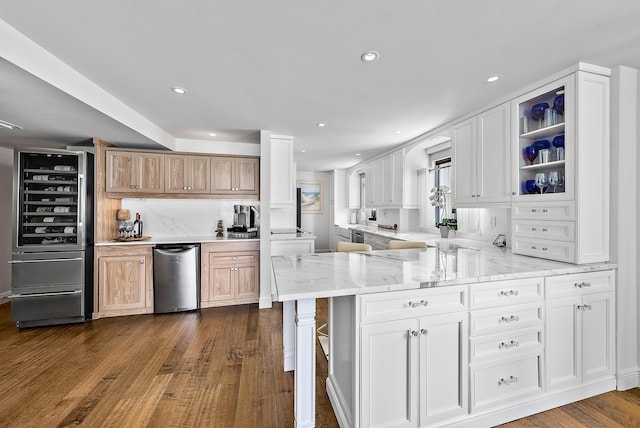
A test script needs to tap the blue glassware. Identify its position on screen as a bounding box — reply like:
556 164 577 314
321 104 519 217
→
523 145 537 164
530 102 549 121
552 134 565 148
532 139 551 150
553 94 564 115
525 179 537 194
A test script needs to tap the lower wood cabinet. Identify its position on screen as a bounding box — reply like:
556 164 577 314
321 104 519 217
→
94 245 154 318
201 241 260 308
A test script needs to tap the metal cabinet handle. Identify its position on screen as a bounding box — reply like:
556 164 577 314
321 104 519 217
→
542 209 548 213
531 209 537 213
410 330 420 337
408 300 429 308
574 282 591 288
499 290 519 297
531 227 537 231
542 228 548 232
577 304 593 311
420 329 428 336
499 315 520 323
9 257 82 264
498 376 519 386
498 340 520 350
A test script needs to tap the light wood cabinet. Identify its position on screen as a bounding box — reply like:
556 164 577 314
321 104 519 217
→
106 150 164 194
211 156 259 198
165 154 211 194
452 102 511 206
201 241 259 307
95 245 153 318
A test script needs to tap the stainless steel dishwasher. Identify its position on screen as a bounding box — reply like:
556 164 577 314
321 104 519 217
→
153 244 200 313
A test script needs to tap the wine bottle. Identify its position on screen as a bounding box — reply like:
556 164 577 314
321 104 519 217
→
133 212 142 238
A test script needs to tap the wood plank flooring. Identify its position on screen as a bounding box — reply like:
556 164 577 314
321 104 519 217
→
0 298 639 427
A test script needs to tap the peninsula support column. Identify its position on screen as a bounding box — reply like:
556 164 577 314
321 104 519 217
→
295 298 316 428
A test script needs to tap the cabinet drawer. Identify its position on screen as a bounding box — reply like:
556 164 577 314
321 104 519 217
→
211 252 259 265
545 270 614 299
470 303 543 337
471 353 542 411
512 202 575 221
512 220 575 242
512 238 575 263
469 278 543 309
360 285 467 324
470 327 543 362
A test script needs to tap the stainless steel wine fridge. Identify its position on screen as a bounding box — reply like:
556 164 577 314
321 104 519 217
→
9 148 94 328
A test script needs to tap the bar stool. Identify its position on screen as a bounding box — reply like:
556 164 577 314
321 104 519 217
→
387 240 428 249
336 242 372 252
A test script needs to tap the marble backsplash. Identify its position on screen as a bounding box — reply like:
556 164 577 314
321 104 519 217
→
121 198 260 238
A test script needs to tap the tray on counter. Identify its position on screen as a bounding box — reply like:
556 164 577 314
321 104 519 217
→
115 236 151 242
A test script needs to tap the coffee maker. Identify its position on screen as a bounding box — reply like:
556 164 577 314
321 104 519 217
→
227 205 259 238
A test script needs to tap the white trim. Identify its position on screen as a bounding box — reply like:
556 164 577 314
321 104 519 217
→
616 368 640 390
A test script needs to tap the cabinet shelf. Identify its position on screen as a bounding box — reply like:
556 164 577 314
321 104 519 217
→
23 180 77 185
520 160 566 171
24 168 77 174
520 123 565 140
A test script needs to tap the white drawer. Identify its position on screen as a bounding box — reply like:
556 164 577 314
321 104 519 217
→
512 237 575 263
545 270 614 299
512 220 575 242
470 303 543 337
359 285 467 324
470 327 543 362
512 201 575 221
471 353 543 411
469 278 543 309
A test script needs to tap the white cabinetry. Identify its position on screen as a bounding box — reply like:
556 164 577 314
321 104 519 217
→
452 102 511 206
468 277 544 412
364 163 375 207
362 148 419 209
511 68 609 264
348 171 361 209
270 136 295 206
545 271 615 392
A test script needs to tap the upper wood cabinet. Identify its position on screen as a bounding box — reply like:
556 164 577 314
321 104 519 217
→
106 151 164 194
165 154 211 194
211 156 259 198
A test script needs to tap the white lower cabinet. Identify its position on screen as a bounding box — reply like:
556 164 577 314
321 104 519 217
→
545 271 615 392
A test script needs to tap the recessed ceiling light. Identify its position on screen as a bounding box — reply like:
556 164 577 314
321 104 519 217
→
355 153 361 156
209 132 216 137
301 149 306 153
0 119 22 130
485 74 502 83
171 86 187 94
361 51 380 62
393 130 401 134
316 123 326 127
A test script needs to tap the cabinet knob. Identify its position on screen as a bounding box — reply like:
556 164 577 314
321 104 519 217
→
188 187 192 190
420 329 429 336
512 192 516 196
531 245 537 250
531 227 537 231
531 209 537 213
542 247 548 251
542 228 548 232
410 330 420 337
542 209 549 213
139 260 144 264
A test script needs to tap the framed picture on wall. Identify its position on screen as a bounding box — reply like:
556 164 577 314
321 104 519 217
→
297 180 323 214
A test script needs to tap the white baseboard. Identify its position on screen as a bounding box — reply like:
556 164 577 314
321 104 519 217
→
258 296 273 309
0 289 10 304
617 368 640 390
326 375 352 428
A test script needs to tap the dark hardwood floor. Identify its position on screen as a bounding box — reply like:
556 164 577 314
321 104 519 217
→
0 298 638 427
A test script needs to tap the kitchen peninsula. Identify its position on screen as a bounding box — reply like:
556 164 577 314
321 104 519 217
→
271 241 616 427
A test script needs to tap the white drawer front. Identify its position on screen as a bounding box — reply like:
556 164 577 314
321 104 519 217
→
360 285 467 324
470 328 543 362
512 220 575 242
471 354 542 411
470 303 543 337
512 238 575 263
469 278 543 309
512 202 575 221
545 270 614 299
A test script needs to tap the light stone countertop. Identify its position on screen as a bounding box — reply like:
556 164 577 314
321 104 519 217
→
270 231 317 241
272 240 615 301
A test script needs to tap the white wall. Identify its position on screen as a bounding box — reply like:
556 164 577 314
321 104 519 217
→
297 171 331 251
0 147 13 299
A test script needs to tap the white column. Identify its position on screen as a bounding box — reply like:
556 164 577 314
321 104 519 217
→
283 300 296 371
295 298 316 428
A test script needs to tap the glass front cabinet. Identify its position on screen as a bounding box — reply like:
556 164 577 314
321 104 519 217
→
511 66 610 264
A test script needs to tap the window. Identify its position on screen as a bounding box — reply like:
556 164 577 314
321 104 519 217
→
433 157 452 227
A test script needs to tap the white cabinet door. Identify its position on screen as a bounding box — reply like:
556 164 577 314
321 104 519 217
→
545 296 580 391
270 137 295 206
364 163 376 207
452 118 477 204
477 103 511 203
373 157 387 206
361 318 420 428
581 292 614 382
348 171 361 209
391 149 405 206
419 312 468 426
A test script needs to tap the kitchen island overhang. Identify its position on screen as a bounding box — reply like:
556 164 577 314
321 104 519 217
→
271 241 616 428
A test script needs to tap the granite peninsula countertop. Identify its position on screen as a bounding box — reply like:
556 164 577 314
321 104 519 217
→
271 240 615 301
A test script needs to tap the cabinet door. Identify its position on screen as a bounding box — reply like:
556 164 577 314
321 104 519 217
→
188 156 211 193
271 137 295 206
545 296 580 391
477 103 511 203
106 151 134 192
165 154 189 193
364 163 375 207
136 152 164 193
98 254 147 312
361 318 420 428
211 157 234 194
348 171 361 209
419 312 468 426
452 118 477 204
237 157 259 195
391 150 405 206
236 262 259 300
581 292 614 382
208 260 235 301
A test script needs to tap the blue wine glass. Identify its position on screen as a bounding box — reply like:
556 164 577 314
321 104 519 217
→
523 146 537 165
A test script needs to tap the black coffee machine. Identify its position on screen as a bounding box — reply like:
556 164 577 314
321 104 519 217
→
227 205 259 238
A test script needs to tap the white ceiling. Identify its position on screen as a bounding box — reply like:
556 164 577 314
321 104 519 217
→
1 1 640 171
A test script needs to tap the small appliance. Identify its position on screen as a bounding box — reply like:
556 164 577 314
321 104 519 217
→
227 204 259 238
